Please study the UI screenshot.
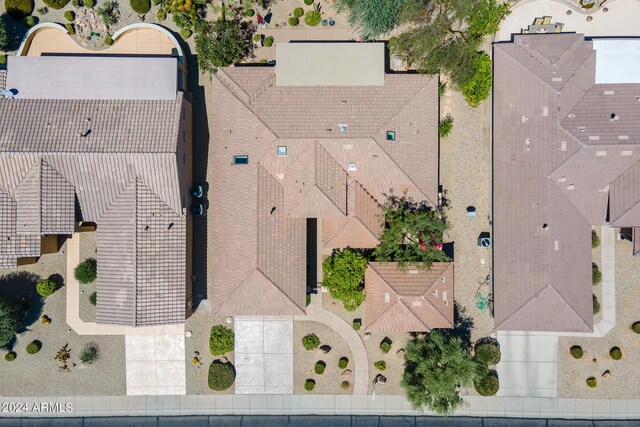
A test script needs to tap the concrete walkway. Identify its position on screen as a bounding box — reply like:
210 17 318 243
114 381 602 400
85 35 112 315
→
295 294 369 395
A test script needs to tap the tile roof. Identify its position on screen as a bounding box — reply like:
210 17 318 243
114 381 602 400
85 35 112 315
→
211 60 439 316
493 34 640 332
0 89 187 325
364 262 453 332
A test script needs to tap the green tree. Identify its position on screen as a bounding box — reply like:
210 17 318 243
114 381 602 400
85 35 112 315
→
373 197 449 269
401 330 483 415
195 16 255 73
0 298 18 347
322 248 367 311
0 19 8 51
461 52 492 108
335 0 407 39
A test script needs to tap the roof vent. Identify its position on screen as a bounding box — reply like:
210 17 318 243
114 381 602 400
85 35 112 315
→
338 124 348 133
568 113 575 118
558 176 566 182
610 113 619 121
567 184 576 191
348 161 357 171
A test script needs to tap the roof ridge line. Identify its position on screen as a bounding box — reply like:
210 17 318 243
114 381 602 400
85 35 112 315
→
397 298 430 330
554 35 587 69
494 283 551 330
546 282 593 331
607 159 640 224
501 44 559 94
368 263 400 298
420 262 454 325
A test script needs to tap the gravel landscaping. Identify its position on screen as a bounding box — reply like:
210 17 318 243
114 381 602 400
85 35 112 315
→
558 237 640 398
185 300 234 395
294 320 353 395
78 231 97 323
592 227 602 323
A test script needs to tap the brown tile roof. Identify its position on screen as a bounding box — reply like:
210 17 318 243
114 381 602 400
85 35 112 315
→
493 34 640 332
0 91 188 325
211 61 439 316
364 262 453 332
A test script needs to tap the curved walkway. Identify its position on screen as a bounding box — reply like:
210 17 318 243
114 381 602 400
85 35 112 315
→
295 294 369 395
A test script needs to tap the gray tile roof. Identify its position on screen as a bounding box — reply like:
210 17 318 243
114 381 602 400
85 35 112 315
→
0 90 187 326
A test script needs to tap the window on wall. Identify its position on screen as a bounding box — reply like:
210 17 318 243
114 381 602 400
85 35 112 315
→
182 129 186 144
182 107 186 120
183 153 186 166
233 155 249 165
277 146 287 156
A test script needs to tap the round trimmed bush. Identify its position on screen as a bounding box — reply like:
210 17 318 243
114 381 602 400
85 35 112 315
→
288 16 299 26
245 8 254 17
36 279 57 297
293 7 303 17
570 345 583 359
74 258 97 284
304 379 315 391
474 342 501 365
209 325 234 356
26 340 41 354
338 357 348 369
64 10 75 20
593 294 600 315
156 8 166 21
302 333 320 350
80 343 99 364
586 377 597 388
352 319 361 330
42 0 70 9
374 360 386 371
263 36 274 47
5 352 16 362
89 291 97 306
130 0 150 14
609 346 622 360
84 0 94 7
304 0 313 5
5 0 34 19
632 321 640 334
592 264 602 285
24 15 36 26
314 361 325 374
341 381 350 390
180 28 192 39
379 339 391 353
304 10 321 26
474 372 499 396
592 230 600 248
208 361 235 391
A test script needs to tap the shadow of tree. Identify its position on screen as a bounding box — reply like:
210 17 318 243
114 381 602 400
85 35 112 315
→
441 303 474 349
1 13 29 52
0 271 44 346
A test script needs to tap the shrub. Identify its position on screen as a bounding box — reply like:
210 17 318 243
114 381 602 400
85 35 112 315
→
208 361 235 390
5 0 35 19
180 28 192 39
474 342 501 365
80 343 99 364
36 279 57 297
592 230 600 248
592 264 602 285
36 5 48 14
586 377 597 388
304 379 315 391
438 81 446 98
610 346 622 360
5 352 16 362
461 53 492 108
438 114 453 138
42 0 69 9
253 34 261 42
130 0 149 13
474 371 499 396
302 333 320 350
288 16 299 26
352 319 361 331
306 294 311 306
245 8 254 17
84 0 94 7
104 35 113 45
156 8 166 21
26 340 42 354
209 325 234 356
0 54 7 65
380 338 392 353
314 361 325 374
263 36 274 47
304 10 321 26
293 7 304 17
304 0 313 4
64 10 75 20
74 259 97 284
593 294 600 315
96 0 119 27
570 345 583 359
89 292 97 306
322 249 367 311
338 357 348 369
341 381 350 390
195 17 255 72
374 360 386 371
633 321 640 334
0 298 18 347
24 15 36 26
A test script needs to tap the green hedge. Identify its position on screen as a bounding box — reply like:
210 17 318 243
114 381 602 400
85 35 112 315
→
89 291 97 306
208 361 235 390
474 342 501 365
74 258 97 284
130 0 150 14
461 52 492 108
474 372 499 396
43 0 70 9
209 325 234 356
5 0 34 19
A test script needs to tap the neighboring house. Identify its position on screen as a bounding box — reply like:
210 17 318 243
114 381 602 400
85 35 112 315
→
0 56 193 326
493 34 640 332
211 42 447 325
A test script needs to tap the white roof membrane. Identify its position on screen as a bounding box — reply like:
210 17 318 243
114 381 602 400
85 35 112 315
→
594 39 640 84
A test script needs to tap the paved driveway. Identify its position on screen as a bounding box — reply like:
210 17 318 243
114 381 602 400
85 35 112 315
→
496 332 558 397
234 316 293 394
125 334 186 395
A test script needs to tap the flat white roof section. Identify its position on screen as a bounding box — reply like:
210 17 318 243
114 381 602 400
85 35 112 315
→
6 56 177 100
593 39 640 84
276 42 385 86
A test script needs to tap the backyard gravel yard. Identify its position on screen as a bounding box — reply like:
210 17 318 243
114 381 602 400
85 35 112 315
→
558 237 640 398
78 231 97 323
294 320 353 395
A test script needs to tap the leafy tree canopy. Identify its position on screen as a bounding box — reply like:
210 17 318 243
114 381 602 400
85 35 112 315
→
0 298 18 347
401 330 484 415
373 197 449 269
0 19 8 51
195 16 254 73
322 248 367 312
335 0 408 39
